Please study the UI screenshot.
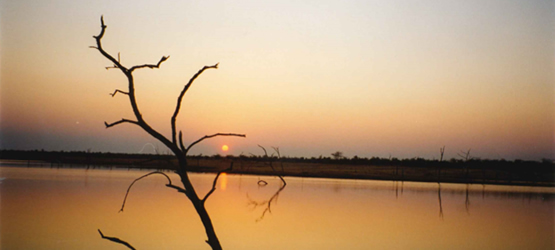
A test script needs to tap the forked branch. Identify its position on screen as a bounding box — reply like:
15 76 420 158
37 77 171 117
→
110 89 129 97
458 149 472 161
202 163 233 202
119 171 186 212
171 63 219 144
178 131 186 152
98 229 136 250
92 16 127 73
105 53 122 70
186 133 245 154
258 145 286 182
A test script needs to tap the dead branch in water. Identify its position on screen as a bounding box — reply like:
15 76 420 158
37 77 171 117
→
247 146 287 221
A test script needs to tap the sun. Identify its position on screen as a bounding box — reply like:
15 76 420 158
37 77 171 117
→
221 145 229 152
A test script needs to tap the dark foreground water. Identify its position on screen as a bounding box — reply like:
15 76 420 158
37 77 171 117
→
1 162 553 249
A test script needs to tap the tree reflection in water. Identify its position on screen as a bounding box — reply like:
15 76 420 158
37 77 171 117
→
438 183 444 219
247 146 287 222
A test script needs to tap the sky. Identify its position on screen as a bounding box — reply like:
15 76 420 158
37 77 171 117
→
1 0 553 160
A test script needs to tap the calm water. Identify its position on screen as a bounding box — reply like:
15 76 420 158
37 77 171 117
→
1 163 553 249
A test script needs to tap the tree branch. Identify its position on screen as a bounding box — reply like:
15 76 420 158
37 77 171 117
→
186 133 245 154
458 149 472 161
178 131 186 152
119 171 185 212
93 16 180 156
258 145 268 158
257 145 285 181
110 89 129 97
92 16 128 74
129 56 170 72
105 52 122 70
104 119 139 128
171 63 219 144
439 146 445 162
202 163 233 202
98 229 136 250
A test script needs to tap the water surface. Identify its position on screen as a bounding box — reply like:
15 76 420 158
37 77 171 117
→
1 164 553 249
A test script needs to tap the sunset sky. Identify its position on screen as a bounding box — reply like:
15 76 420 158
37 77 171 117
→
1 0 553 160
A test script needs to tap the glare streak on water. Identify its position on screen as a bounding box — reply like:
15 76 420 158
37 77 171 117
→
0 164 553 250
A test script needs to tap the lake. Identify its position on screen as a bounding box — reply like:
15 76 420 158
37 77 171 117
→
1 162 553 249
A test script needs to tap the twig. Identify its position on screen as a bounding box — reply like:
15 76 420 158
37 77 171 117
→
106 53 122 70
258 145 268 157
110 89 129 97
98 229 136 250
458 149 472 161
92 16 127 74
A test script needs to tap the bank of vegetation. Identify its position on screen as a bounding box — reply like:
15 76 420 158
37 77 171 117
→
1 149 553 187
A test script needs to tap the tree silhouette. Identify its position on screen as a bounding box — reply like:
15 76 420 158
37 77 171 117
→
331 151 344 160
91 16 244 250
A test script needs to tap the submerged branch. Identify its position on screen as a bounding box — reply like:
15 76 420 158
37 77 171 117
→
98 229 136 250
247 146 287 221
247 180 286 222
119 171 185 212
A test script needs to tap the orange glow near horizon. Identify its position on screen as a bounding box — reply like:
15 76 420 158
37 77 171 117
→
0 0 552 160
221 145 229 152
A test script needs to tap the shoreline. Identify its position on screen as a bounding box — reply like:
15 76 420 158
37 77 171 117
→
2 158 553 188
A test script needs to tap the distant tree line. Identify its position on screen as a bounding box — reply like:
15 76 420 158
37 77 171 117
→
2 149 551 173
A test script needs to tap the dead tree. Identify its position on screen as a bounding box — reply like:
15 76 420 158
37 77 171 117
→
247 146 287 222
438 146 445 182
458 149 472 180
91 16 244 250
331 151 344 160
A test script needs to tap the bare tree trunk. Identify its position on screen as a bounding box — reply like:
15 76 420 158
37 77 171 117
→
176 158 222 250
